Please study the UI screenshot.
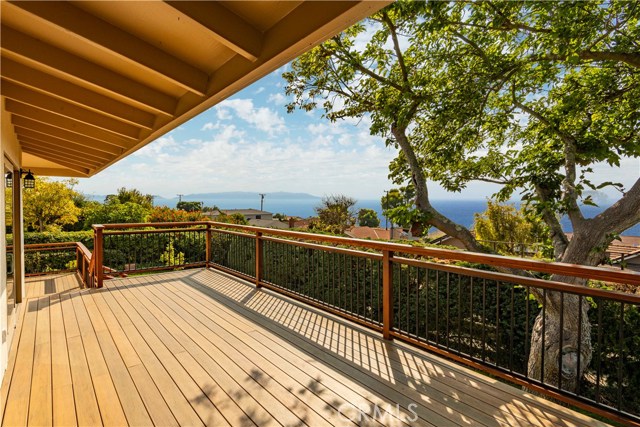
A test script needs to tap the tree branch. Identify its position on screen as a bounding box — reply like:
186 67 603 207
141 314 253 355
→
451 31 490 65
532 51 640 69
331 38 405 92
592 178 640 237
380 12 410 86
512 89 585 228
390 119 485 253
535 184 569 260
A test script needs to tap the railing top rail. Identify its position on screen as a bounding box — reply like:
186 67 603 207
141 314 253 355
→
103 227 207 235
11 242 79 250
95 221 209 230
76 242 92 259
394 256 640 304
92 221 640 285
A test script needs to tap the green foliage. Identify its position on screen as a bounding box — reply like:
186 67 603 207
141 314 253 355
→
273 213 288 221
473 200 551 257
176 201 203 212
311 194 357 234
160 240 185 267
285 0 640 256
357 208 380 227
105 187 154 210
13 231 95 249
83 201 150 226
215 212 249 225
23 177 82 232
148 206 205 222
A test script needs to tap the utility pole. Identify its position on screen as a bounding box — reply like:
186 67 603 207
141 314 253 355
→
177 194 184 203
259 193 266 211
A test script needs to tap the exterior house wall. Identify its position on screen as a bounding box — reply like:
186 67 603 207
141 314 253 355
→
1 97 24 385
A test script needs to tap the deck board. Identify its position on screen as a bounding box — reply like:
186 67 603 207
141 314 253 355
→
1 269 611 427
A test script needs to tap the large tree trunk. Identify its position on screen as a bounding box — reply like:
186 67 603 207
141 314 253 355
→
529 182 640 390
392 117 640 394
528 226 604 390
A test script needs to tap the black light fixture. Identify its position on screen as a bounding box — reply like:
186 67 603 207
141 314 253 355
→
5 172 12 188
23 170 35 189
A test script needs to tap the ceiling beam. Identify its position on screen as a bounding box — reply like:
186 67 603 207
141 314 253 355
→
1 25 177 116
12 116 128 151
8 1 209 95
6 100 136 145
27 167 86 178
0 80 146 139
13 125 122 157
20 146 91 174
1 60 154 130
20 142 102 169
167 1 262 61
17 134 114 162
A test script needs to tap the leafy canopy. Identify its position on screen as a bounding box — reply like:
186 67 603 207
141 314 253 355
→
285 0 640 261
23 178 81 232
357 208 380 227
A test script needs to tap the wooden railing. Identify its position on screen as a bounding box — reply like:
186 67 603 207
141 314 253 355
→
87 221 640 425
12 242 97 288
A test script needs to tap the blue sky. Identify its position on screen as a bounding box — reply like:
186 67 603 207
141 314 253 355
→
74 65 639 202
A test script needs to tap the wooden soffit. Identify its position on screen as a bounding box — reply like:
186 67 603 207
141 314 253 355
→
1 0 390 177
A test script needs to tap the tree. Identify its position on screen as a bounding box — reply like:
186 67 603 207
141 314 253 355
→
148 206 205 223
105 187 153 210
84 202 149 226
473 200 550 257
357 208 380 227
285 1 640 391
311 195 357 234
23 178 81 232
176 201 203 212
215 212 249 225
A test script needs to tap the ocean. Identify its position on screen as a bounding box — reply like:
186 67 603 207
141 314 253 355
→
166 196 640 236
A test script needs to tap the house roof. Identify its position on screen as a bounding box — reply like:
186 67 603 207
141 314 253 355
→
218 209 272 216
1 1 390 177
345 226 392 240
248 219 289 229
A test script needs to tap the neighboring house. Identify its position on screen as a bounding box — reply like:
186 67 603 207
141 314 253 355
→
604 236 640 271
429 231 467 249
248 218 290 230
287 217 312 229
204 209 273 221
345 226 408 241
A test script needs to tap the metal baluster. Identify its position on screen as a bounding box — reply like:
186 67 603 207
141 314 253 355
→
558 292 564 390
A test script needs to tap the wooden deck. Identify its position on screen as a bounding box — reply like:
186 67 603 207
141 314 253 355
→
1 269 608 427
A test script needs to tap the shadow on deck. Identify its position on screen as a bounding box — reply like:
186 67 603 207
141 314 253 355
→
1 269 608 426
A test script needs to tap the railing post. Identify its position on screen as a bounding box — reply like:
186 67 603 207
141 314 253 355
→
255 231 263 288
383 249 394 340
205 223 212 268
94 225 104 288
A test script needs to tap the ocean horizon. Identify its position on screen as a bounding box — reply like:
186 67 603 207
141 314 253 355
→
157 196 640 237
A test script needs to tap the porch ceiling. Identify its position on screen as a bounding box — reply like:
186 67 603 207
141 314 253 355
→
0 0 389 177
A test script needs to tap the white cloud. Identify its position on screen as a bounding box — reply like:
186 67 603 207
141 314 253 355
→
201 122 219 131
267 92 286 105
254 86 265 94
215 99 286 136
79 124 397 199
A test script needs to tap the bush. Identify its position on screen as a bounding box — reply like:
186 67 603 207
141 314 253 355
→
8 231 94 249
